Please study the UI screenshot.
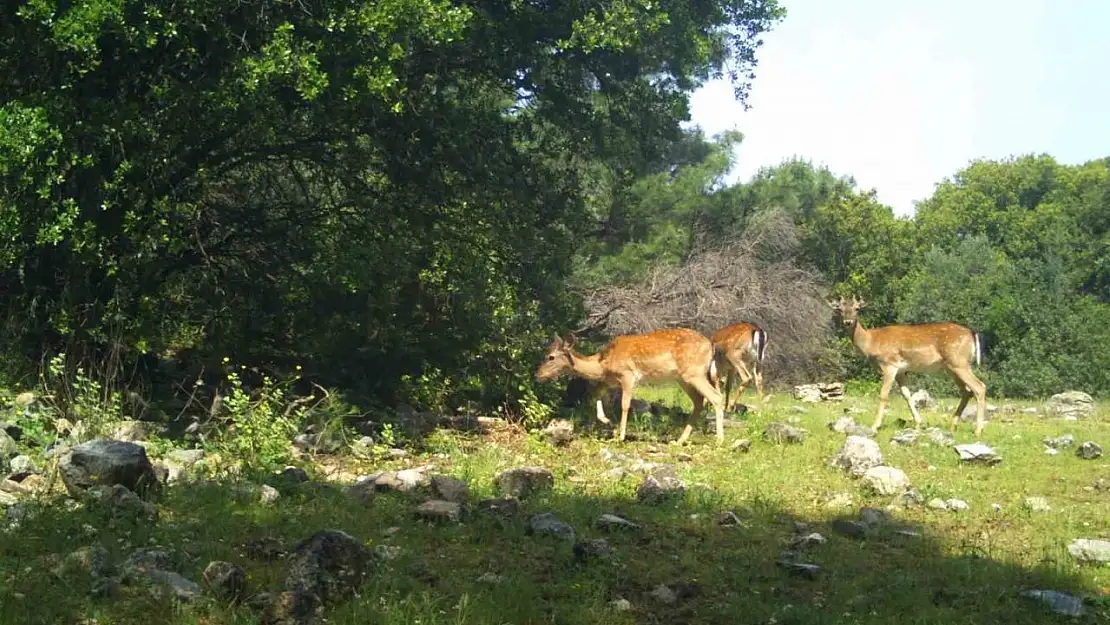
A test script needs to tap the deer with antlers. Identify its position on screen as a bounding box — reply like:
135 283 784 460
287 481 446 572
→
828 296 987 437
535 328 727 445
711 322 767 410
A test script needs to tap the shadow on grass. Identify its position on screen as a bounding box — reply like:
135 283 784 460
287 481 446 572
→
0 456 1106 625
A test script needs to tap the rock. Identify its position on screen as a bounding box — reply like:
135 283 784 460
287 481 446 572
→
1046 391 1095 420
86 484 159 522
829 435 884 478
527 512 575 540
1044 446 1059 456
278 466 310 484
636 474 686 504
1019 589 1086 617
909 389 936 410
259 485 281 505
111 420 153 442
597 513 641 531
924 427 955 447
346 478 377 506
0 430 19 460
494 466 554 498
790 533 827 549
953 443 1002 464
573 538 613 561
1022 496 1051 512
610 597 633 611
52 545 116 581
717 511 742 526
824 492 854 509
763 422 807 444
829 416 857 433
1067 538 1110 564
959 403 997 422
415 499 464 523
260 590 317 625
59 439 160 498
165 448 205 466
8 455 37 475
844 424 877 438
831 519 868 539
859 507 889 526
861 466 911 495
777 561 821 579
14 391 35 406
430 475 469 503
793 382 845 402
946 498 970 511
891 429 920 445
283 530 374 607
1076 441 1103 460
371 467 431 492
602 467 627 481
650 584 677 604
475 497 518 517
927 498 949 510
729 439 752 452
1042 434 1075 449
123 550 200 601
244 537 286 562
203 561 248 602
542 419 575 446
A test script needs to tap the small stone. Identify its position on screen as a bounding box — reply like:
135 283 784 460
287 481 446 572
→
831 519 868 539
494 466 554 498
954 443 1002 464
790 533 827 549
859 507 889 526
910 389 936 410
476 497 518 517
636 474 686 504
717 511 742 526
861 466 911 495
829 435 884 478
824 492 854 509
945 499 970 512
528 512 575 540
763 422 807 444
1022 496 1051 512
602 467 627 481
243 537 285 562
573 538 613 561
202 561 248 602
476 572 504 584
597 513 641 531
1044 446 1059 455
346 479 376 506
373 545 402 562
430 475 469 503
927 498 949 510
542 419 575 446
924 427 955 447
730 439 752 452
1076 441 1103 460
1045 391 1095 420
829 415 856 433
777 561 821 579
1067 538 1110 564
992 503 1003 512
1042 434 1075 449
386 448 408 460
8 455 37 475
610 597 633 611
1020 589 1086 617
891 429 920 445
676 453 693 462
650 584 677 604
259 485 280 505
415 500 463 523
278 466 309 484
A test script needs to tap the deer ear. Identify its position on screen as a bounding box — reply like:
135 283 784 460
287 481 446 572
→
562 333 576 349
551 334 563 348
855 297 868 309
826 297 840 309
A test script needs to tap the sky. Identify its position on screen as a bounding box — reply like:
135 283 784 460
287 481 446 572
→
686 0 1110 217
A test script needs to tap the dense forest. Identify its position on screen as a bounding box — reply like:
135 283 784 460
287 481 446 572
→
2 0 1109 443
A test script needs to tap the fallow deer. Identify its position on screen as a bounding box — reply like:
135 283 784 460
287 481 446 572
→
535 328 727 445
711 322 767 410
828 296 987 437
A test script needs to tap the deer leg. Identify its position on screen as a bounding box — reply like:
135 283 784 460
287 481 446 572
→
950 366 987 438
896 372 922 427
675 383 704 446
591 383 611 425
753 362 765 405
687 375 726 445
721 367 735 411
948 371 972 432
730 356 753 409
873 366 898 432
616 380 635 442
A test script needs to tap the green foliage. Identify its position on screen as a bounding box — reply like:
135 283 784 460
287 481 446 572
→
213 360 305 471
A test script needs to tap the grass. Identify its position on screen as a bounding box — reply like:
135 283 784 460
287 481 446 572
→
1 387 1108 624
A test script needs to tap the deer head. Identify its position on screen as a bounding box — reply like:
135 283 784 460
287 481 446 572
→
535 334 577 382
828 296 867 328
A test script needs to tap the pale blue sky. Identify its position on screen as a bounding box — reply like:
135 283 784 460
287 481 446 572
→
687 0 1110 216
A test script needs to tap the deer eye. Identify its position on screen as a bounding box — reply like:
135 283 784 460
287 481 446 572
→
547 355 556 361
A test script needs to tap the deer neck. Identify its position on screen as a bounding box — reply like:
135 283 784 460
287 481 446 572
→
567 351 607 381
849 320 877 356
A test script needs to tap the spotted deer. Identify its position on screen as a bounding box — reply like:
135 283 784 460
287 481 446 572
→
711 322 767 410
535 328 727 445
828 296 987 437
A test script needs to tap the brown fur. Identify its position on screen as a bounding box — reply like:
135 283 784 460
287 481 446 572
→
711 322 766 409
535 328 726 445
829 296 988 437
